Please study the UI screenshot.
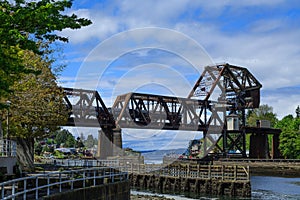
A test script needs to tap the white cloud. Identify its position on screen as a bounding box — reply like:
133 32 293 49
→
262 93 300 119
249 19 285 33
59 0 300 130
122 129 202 150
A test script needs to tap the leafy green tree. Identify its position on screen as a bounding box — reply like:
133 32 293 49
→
247 104 278 127
76 137 84 148
0 0 91 106
55 129 75 148
65 134 76 148
85 134 95 149
245 104 278 151
1 50 69 170
275 114 300 159
0 0 91 171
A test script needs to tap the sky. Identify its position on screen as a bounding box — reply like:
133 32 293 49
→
57 0 300 151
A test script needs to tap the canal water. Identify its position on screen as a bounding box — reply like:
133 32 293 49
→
132 150 300 199
132 175 300 199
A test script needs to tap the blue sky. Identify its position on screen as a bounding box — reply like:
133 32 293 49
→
58 0 300 150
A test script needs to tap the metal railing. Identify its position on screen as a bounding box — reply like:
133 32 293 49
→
52 159 120 168
0 167 128 200
0 140 17 157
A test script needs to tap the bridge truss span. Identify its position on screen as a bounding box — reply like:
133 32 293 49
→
60 63 279 159
63 88 115 128
112 92 226 132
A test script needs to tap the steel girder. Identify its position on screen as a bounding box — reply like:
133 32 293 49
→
63 88 115 128
111 92 225 131
189 63 262 111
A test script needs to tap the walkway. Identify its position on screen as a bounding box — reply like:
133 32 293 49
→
0 167 128 200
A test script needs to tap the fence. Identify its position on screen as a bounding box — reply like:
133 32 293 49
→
53 159 119 168
0 167 128 200
0 140 17 157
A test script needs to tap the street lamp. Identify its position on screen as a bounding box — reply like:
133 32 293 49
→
6 100 11 139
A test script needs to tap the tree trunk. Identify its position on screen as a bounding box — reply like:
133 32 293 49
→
16 137 34 172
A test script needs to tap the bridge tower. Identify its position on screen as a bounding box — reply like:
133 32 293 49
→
188 63 262 157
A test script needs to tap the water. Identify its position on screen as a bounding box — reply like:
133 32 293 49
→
135 150 300 199
132 176 300 199
251 176 300 199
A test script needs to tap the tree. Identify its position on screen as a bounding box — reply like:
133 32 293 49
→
0 0 91 171
85 134 95 149
1 50 69 170
275 114 300 159
0 0 92 107
76 137 84 148
65 134 76 148
245 104 278 151
54 129 75 148
34 142 43 156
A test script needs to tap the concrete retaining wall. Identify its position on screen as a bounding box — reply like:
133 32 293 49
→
130 174 251 198
43 180 130 200
0 157 17 175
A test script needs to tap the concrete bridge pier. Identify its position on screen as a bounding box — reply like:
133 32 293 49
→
97 127 123 159
112 126 123 156
97 129 113 159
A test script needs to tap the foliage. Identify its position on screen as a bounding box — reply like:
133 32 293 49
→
245 104 278 151
34 142 43 156
76 137 84 148
53 150 65 159
275 114 300 159
54 129 76 148
1 50 68 139
0 0 92 107
0 0 91 170
84 134 97 148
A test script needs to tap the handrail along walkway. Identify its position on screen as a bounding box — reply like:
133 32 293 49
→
0 167 128 200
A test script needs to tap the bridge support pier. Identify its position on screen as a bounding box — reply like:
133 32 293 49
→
97 129 113 159
113 127 123 156
97 127 123 159
249 133 270 158
271 134 280 158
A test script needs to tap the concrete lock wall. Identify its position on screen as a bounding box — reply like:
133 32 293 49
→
43 180 130 200
130 174 251 198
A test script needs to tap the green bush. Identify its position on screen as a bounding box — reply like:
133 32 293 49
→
53 150 65 159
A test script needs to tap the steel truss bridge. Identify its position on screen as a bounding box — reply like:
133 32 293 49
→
63 63 281 159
